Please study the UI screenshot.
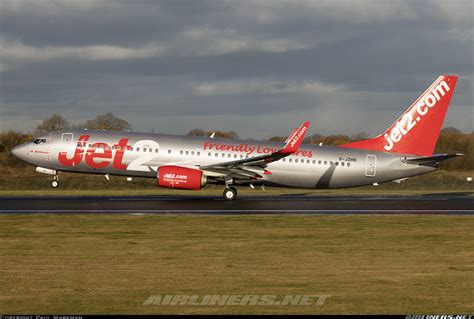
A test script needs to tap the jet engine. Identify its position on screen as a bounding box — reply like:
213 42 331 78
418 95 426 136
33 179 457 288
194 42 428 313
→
157 165 207 190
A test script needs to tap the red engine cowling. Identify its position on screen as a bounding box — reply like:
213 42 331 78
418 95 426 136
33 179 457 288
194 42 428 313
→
157 165 207 190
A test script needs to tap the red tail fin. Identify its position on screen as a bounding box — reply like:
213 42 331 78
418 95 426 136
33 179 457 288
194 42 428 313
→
341 75 458 156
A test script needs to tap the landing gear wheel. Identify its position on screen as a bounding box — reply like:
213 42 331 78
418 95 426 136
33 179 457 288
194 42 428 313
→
51 180 59 188
223 187 237 201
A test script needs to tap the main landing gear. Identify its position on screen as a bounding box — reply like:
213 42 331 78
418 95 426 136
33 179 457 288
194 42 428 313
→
223 186 237 201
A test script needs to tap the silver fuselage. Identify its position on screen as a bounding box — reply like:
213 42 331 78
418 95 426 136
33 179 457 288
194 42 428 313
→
12 130 436 188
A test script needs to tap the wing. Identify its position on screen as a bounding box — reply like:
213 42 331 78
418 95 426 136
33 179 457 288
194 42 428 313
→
200 121 310 182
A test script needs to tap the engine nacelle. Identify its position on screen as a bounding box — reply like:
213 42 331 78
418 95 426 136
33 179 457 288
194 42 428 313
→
157 165 207 190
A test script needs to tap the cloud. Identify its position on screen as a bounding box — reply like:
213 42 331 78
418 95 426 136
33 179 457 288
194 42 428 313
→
0 0 472 136
178 27 313 55
0 38 165 64
0 0 109 12
193 79 344 96
239 0 418 24
0 26 314 69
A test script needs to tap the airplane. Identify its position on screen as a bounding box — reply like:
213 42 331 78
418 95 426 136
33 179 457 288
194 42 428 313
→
11 75 462 200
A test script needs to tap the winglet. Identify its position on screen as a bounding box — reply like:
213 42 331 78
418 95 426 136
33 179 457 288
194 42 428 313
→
279 121 310 154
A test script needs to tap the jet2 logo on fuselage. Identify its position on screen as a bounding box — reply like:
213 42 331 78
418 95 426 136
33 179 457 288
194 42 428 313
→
58 135 160 172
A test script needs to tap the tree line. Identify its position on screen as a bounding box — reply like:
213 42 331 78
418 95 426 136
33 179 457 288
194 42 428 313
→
0 113 131 152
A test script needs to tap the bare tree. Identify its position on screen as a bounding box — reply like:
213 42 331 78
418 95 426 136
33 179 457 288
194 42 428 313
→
351 132 370 141
303 133 323 144
441 127 461 134
0 130 32 152
187 129 207 137
81 113 131 131
35 114 70 134
187 129 239 139
268 136 287 142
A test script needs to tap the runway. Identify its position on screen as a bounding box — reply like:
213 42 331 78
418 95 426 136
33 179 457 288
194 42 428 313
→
0 193 473 215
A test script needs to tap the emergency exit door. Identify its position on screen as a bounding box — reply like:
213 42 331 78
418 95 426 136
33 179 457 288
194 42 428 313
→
365 155 377 177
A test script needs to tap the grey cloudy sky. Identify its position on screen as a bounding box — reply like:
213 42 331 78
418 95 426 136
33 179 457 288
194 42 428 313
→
0 0 473 138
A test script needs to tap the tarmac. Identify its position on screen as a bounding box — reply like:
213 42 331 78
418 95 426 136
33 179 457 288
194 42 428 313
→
0 193 473 215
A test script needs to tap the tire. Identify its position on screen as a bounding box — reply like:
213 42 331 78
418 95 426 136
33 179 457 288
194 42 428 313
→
223 187 237 201
51 180 59 188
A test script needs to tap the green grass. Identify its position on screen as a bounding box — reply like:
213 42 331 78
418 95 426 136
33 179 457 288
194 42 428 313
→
1 214 473 314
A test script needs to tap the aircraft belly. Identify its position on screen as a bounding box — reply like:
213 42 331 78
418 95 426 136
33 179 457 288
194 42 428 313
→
265 166 360 189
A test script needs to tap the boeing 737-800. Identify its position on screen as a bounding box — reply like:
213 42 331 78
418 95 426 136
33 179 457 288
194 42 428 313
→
12 75 461 200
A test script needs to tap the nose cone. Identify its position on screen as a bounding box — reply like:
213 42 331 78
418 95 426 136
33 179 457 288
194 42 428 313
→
11 144 25 159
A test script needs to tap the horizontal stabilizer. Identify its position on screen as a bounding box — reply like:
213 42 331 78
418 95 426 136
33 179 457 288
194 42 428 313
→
402 153 462 165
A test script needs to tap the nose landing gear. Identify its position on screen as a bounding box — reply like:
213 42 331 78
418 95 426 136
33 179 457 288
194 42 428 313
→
51 175 59 188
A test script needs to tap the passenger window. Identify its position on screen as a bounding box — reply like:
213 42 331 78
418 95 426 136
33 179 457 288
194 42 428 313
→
168 150 171 154
191 151 195 155
347 163 351 167
186 151 189 155
318 160 321 165
324 161 327 165
295 159 299 163
180 150 183 155
341 162 345 166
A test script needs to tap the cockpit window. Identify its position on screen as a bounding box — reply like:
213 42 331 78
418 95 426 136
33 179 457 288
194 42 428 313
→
33 138 47 145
